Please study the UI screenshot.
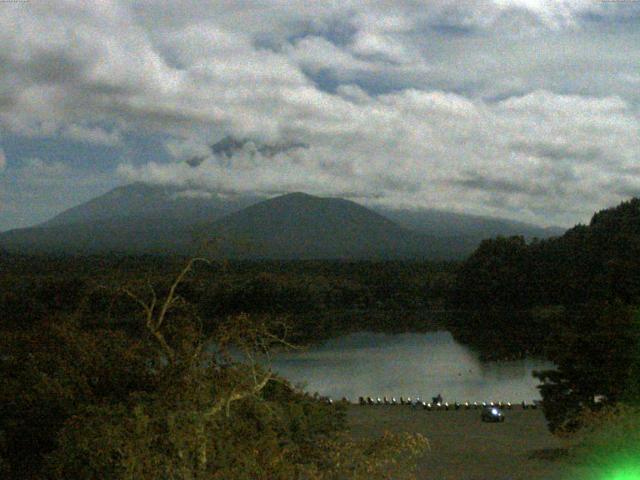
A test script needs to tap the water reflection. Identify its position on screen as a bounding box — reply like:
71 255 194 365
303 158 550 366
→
270 331 553 402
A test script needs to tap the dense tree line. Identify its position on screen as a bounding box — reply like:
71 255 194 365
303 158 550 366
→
452 198 640 310
534 302 639 433
0 255 456 340
449 198 640 433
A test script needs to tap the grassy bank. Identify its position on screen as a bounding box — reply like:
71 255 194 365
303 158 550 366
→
346 404 590 480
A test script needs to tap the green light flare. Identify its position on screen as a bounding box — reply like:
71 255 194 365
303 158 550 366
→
597 461 640 480
607 468 640 480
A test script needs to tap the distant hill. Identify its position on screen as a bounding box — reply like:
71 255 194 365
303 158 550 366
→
376 207 564 240
0 183 261 255
0 181 565 259
198 192 452 259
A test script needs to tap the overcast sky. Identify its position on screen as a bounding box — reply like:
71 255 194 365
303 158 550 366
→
1 0 639 231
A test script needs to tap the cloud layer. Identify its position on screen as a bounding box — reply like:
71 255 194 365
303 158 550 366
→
1 0 640 228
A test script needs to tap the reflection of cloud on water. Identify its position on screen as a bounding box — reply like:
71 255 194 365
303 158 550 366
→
270 332 552 402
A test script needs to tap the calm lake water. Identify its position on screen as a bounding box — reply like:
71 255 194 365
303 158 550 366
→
270 331 553 403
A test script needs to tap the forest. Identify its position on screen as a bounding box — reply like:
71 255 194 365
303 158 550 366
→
1 255 433 479
449 198 640 438
0 254 457 341
2 198 640 478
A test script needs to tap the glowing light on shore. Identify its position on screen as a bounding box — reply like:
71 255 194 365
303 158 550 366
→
604 464 640 480
581 458 640 480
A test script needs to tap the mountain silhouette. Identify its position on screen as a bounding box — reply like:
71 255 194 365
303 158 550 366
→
0 183 563 259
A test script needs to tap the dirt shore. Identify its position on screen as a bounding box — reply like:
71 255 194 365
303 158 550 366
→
346 404 588 480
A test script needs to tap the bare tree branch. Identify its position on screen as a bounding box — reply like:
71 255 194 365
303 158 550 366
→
156 257 210 331
117 258 211 365
205 369 273 419
116 257 297 428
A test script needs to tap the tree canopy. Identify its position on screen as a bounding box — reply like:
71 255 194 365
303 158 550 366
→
0 258 430 479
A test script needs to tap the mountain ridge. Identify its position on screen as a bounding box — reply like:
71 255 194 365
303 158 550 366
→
0 182 566 259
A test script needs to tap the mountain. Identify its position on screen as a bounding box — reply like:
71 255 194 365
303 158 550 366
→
42 182 261 228
0 188 439 258
0 183 262 255
375 207 564 241
0 182 564 259
198 192 450 259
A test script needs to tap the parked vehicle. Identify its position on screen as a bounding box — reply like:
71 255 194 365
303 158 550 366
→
481 406 505 422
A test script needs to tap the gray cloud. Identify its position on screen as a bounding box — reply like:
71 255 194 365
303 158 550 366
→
509 141 604 163
451 174 552 197
63 124 123 147
1 1 640 229
118 88 640 226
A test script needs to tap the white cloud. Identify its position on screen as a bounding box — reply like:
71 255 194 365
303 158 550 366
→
19 158 69 181
493 0 598 28
1 0 639 229
170 189 213 200
63 124 122 146
120 88 640 226
164 137 211 161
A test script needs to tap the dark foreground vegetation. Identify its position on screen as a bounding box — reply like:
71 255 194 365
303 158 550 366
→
0 259 430 479
2 198 640 478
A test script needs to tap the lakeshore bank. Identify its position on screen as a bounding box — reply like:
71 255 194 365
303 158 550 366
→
346 404 590 480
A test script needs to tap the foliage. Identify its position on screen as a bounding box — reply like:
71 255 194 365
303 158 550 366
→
446 236 550 359
446 308 548 361
446 198 640 435
450 235 532 309
534 302 639 434
621 311 640 406
0 258 430 479
451 198 640 312
0 318 155 477
49 387 424 480
0 254 455 338
45 381 351 480
448 197 640 365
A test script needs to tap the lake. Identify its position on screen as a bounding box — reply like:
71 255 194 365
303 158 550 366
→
270 331 553 403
